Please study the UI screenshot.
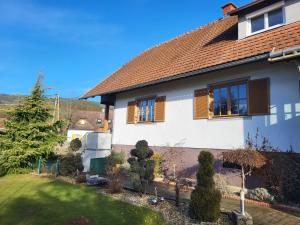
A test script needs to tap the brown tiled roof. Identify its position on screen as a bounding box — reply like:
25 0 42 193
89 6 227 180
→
69 110 113 131
82 16 300 98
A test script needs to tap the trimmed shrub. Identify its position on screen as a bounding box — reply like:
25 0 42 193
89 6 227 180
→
128 140 154 194
69 138 82 152
190 151 221 222
60 153 84 176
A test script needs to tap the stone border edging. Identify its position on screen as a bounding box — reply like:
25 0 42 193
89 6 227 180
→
222 194 300 214
222 194 271 207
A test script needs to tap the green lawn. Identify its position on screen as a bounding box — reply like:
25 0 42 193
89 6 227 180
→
0 175 166 225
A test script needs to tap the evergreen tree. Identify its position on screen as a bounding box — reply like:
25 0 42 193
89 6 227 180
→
0 76 65 175
190 151 221 222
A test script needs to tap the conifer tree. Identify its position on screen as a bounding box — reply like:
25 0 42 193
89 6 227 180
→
190 151 221 222
0 75 65 175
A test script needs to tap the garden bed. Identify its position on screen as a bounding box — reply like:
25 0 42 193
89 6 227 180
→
97 188 234 225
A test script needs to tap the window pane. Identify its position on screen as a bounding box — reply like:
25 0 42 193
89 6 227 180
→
239 99 248 115
139 100 147 121
231 103 239 115
230 85 238 114
251 14 265 33
220 87 227 105
221 103 228 115
214 101 220 116
239 84 247 99
220 87 228 115
147 99 155 122
268 8 283 27
230 86 238 105
213 89 220 102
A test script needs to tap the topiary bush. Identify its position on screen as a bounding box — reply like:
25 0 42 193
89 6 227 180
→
190 151 221 222
59 153 84 176
69 138 82 152
127 140 154 194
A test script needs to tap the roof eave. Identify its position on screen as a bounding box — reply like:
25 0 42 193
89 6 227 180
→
80 53 269 99
229 0 282 16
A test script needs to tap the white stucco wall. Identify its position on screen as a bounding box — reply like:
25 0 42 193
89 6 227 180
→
67 132 112 172
112 61 300 152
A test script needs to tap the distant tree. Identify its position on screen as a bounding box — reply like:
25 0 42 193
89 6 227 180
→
190 151 221 222
0 75 65 175
69 138 82 152
223 149 266 215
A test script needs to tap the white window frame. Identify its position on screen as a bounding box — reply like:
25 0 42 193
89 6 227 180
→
246 1 285 36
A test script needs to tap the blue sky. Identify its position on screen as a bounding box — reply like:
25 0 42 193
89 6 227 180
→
0 0 249 100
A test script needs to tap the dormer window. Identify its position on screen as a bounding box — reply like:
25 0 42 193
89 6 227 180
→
247 5 284 36
268 8 284 27
251 14 265 33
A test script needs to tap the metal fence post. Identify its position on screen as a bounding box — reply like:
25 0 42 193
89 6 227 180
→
37 156 42 175
56 159 60 177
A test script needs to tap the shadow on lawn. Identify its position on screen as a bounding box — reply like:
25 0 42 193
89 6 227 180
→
0 179 165 225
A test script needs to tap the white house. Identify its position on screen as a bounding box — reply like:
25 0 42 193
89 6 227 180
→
67 110 113 172
67 111 103 142
81 0 300 179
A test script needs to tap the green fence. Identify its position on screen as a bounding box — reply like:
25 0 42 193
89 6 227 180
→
90 158 108 175
36 157 60 176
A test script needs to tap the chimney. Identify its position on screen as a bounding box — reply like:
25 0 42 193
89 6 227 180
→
222 2 237 16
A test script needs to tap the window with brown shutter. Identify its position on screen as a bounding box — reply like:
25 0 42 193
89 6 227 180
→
130 96 166 123
127 101 137 124
212 81 248 117
248 78 270 115
137 97 156 122
194 89 209 119
154 96 166 122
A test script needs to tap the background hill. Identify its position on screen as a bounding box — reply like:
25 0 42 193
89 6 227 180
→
0 93 103 128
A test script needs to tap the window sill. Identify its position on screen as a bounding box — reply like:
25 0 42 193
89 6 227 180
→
246 23 284 37
136 121 156 124
210 115 252 120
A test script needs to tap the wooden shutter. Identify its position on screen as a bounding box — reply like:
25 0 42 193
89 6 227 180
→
248 78 270 115
127 101 137 124
154 96 166 122
194 89 209 119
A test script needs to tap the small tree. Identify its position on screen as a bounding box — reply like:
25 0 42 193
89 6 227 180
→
223 149 266 215
190 151 221 222
0 75 65 175
69 138 82 152
127 140 154 195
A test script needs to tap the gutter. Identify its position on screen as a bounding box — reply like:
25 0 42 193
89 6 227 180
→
268 45 300 63
80 53 269 99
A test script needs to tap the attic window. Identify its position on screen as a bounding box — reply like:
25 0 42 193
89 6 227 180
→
248 7 284 35
78 119 86 125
